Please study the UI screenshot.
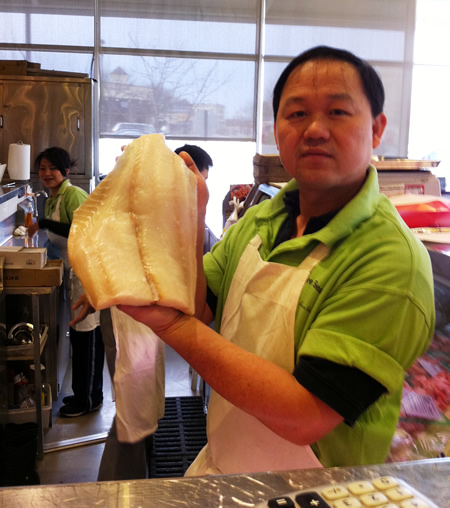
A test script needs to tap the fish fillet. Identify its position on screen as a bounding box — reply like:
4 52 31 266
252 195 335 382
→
68 134 197 314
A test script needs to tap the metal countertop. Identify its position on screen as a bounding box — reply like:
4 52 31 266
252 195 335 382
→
0 458 448 507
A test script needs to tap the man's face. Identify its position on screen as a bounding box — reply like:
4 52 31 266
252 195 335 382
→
274 59 386 197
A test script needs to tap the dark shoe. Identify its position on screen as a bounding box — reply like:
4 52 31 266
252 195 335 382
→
62 395 75 405
59 401 102 418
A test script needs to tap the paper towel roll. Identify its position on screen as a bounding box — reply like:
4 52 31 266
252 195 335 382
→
8 142 31 180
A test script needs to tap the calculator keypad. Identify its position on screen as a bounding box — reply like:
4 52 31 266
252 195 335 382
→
260 476 438 508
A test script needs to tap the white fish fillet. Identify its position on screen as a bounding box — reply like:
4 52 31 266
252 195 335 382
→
68 134 197 314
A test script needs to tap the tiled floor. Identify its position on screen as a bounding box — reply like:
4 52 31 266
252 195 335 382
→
37 344 202 485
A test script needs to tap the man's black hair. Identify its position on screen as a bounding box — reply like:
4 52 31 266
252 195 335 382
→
34 146 76 177
174 144 213 171
272 45 385 121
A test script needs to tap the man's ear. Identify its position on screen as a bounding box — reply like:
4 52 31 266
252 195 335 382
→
372 113 387 149
273 123 279 150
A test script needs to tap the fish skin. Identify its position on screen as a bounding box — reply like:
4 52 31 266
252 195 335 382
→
68 134 197 314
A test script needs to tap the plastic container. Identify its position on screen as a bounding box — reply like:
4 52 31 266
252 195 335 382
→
6 384 52 429
19 193 35 228
395 200 450 228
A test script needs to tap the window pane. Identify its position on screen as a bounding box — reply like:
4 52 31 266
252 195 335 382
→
0 50 93 76
0 6 94 46
260 61 286 154
261 61 405 157
265 25 405 61
100 55 255 140
266 0 410 31
414 0 450 65
100 0 257 54
375 65 405 157
409 65 450 181
265 0 410 60
0 13 26 44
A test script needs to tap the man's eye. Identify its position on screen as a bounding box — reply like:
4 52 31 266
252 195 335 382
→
330 109 348 116
291 110 306 118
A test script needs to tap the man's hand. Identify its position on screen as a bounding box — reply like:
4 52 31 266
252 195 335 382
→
69 293 95 327
117 303 185 337
115 144 128 162
177 151 209 213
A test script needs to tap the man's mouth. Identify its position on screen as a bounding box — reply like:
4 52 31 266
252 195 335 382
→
301 150 331 158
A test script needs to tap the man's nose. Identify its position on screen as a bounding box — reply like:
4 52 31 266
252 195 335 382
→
304 115 330 140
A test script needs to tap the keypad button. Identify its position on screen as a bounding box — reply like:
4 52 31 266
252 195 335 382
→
334 497 362 508
321 486 349 500
386 487 414 502
348 481 376 495
372 477 399 490
360 491 389 506
267 496 296 508
294 492 331 508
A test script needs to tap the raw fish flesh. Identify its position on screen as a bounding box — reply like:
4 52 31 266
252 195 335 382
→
68 134 197 314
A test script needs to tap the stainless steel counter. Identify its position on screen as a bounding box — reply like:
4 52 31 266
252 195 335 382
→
0 459 448 507
2 228 48 248
0 182 27 206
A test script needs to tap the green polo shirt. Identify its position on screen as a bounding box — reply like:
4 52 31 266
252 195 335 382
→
204 165 435 467
44 179 88 224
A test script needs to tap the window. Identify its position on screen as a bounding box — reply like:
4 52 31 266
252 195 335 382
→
2 0 447 235
100 55 255 140
409 0 450 186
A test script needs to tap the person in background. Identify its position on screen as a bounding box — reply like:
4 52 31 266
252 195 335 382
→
119 46 435 475
174 144 213 180
28 147 104 418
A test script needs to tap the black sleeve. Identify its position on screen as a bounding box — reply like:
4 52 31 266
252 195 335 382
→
293 355 387 426
38 218 71 238
206 286 217 315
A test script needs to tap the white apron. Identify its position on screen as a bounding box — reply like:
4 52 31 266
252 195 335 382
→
111 306 166 443
47 190 100 332
186 234 330 476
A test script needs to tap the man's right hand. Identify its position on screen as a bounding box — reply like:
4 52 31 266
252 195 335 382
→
69 293 95 327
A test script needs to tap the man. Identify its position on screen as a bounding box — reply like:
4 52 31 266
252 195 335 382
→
174 144 213 180
119 46 436 474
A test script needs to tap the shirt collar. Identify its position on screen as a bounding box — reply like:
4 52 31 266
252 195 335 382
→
273 188 341 247
256 165 381 250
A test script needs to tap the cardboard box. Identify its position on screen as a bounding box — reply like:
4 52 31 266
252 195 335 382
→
378 171 441 197
0 60 40 75
253 154 291 184
0 247 47 269
2 259 63 287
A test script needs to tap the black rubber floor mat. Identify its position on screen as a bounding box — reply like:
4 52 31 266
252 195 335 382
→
149 396 207 478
